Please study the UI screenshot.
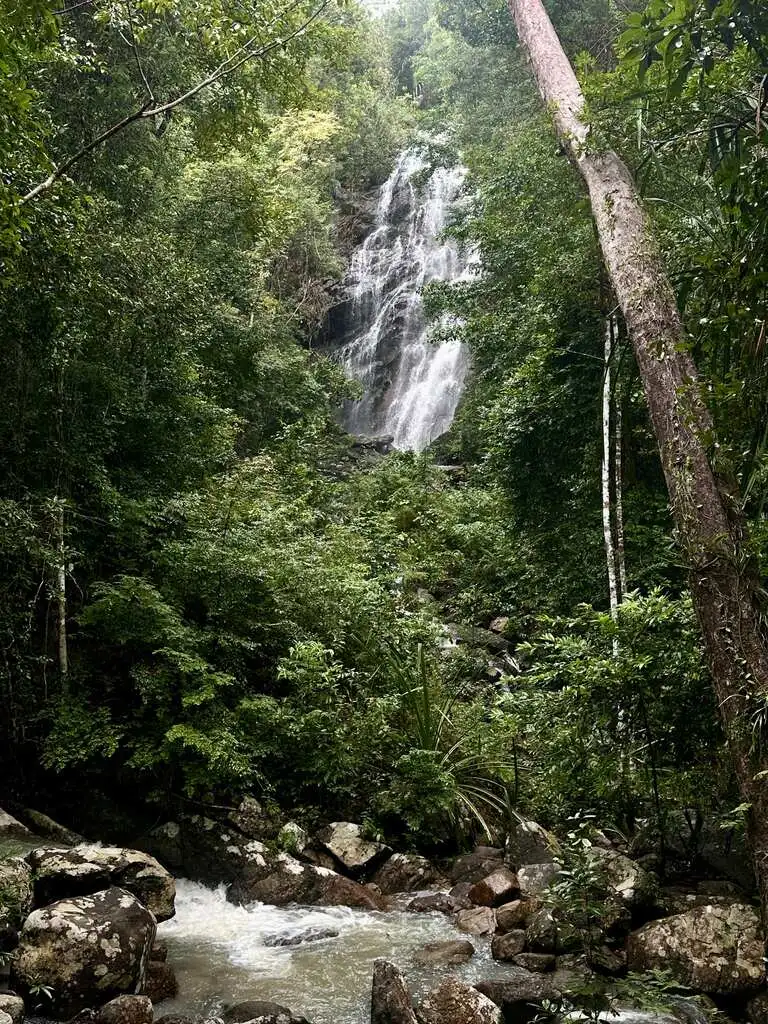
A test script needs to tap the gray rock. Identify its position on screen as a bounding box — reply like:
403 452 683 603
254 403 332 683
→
491 930 526 961
418 979 501 1024
413 940 475 966
229 798 282 842
0 996 24 1024
0 811 30 842
496 898 539 933
277 823 308 856
588 847 657 910
474 973 557 1021
408 893 467 915
0 1011 13 1024
95 996 153 1024
371 854 437 895
506 820 559 867
19 810 82 847
227 852 384 909
627 903 764 995
27 845 175 922
317 823 391 877
263 927 339 947
450 849 504 885
0 858 33 948
455 907 496 936
525 908 558 953
371 959 418 1024
517 863 561 895
222 1001 310 1024
468 869 520 908
11 887 156 1017
510 953 556 973
149 941 167 963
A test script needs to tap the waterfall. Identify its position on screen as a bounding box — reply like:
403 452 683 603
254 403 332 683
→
335 148 475 452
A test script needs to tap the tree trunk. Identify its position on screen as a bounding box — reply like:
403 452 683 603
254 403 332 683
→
602 317 619 621
508 0 768 937
54 501 69 692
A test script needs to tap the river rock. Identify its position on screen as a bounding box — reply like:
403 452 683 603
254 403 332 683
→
371 959 418 1024
455 907 496 935
588 847 657 910
506 819 559 867
0 996 24 1024
451 849 504 885
371 854 437 894
418 979 501 1024
474 972 558 1019
511 953 556 973
0 858 33 949
149 941 167 962
491 930 526 960
496 898 539 933
227 853 383 909
468 869 519 908
263 926 339 947
26 845 175 922
517 863 561 895
11 886 156 1016
19 809 82 847
0 1012 13 1024
95 996 153 1024
626 903 764 995
525 908 559 953
222 1001 310 1024
413 940 475 966
316 823 391 877
141 961 178 1003
0 810 30 841
278 823 308 856
408 893 467 915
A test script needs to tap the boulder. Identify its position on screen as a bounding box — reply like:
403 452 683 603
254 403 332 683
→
263 927 339 947
525 908 559 953
228 797 282 842
468 869 520 908
0 858 33 950
26 845 175 922
95 996 153 1024
451 849 504 885
0 996 24 1024
491 930 526 961
588 847 657 910
0 811 30 842
0 1012 12 1024
371 854 437 895
277 823 308 857
417 979 502 1024
474 973 557 1023
506 820 559 867
11 886 156 1016
626 903 764 995
517 863 561 895
408 893 467 915
141 961 178 1003
510 953 556 973
222 1001 310 1024
19 810 82 847
149 942 167 963
227 853 384 909
586 945 626 976
489 617 510 635
449 882 473 901
316 823 391 877
455 907 496 935
371 959 418 1024
413 940 475 966
496 899 539 933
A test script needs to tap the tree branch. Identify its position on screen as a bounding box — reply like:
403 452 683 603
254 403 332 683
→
21 0 330 204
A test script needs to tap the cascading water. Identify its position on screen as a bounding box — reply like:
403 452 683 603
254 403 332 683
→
335 147 476 451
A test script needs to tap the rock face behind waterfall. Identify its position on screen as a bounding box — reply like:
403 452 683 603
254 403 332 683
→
331 147 475 452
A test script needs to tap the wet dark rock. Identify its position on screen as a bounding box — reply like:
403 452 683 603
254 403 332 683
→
468 869 520 908
227 853 384 910
517 863 561 896
417 978 502 1024
141 961 178 1004
413 940 475 966
228 798 282 842
223 1001 311 1024
408 893 467 915
505 820 560 868
18 810 82 847
510 953 556 973
263 927 339 947
450 849 504 886
586 945 627 976
371 959 418 1024
95 996 153 1024
26 845 175 922
11 886 156 1017
474 972 558 1024
525 909 558 953
449 882 473 902
149 942 167 963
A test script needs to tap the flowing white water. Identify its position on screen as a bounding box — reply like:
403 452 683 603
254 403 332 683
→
337 148 475 451
157 880 507 1024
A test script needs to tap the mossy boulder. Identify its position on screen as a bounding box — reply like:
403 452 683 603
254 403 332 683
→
0 857 34 951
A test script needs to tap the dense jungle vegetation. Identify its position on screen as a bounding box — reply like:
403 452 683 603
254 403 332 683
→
1 0 767 877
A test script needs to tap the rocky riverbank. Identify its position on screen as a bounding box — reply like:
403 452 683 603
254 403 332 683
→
1 805 766 1024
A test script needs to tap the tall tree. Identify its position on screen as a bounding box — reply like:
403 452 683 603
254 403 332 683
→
507 0 768 934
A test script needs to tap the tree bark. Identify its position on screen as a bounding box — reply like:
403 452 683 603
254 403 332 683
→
602 317 619 620
508 0 768 938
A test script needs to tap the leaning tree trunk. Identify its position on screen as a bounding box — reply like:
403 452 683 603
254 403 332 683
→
508 0 768 935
